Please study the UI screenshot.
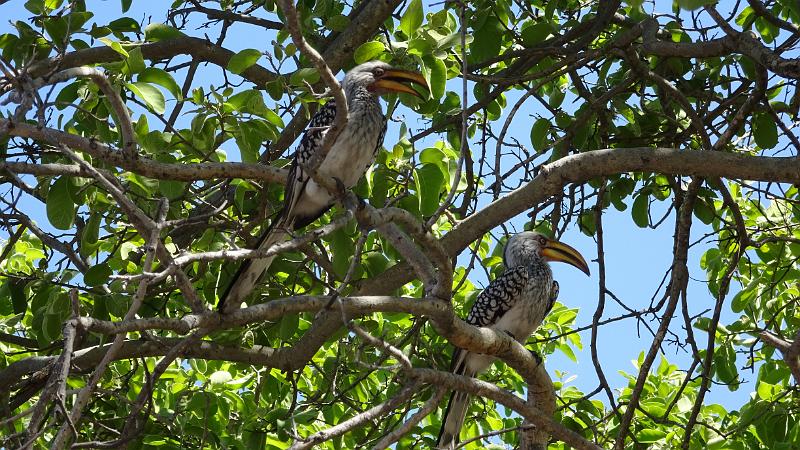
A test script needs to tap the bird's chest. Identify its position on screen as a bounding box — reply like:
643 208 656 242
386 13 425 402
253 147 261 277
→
493 273 554 342
316 109 385 187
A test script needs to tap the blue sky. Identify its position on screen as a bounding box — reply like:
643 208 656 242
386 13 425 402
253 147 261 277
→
0 0 756 413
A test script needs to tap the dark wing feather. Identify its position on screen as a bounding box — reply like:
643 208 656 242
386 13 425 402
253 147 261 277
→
284 101 337 229
465 266 529 327
217 101 337 310
547 280 559 316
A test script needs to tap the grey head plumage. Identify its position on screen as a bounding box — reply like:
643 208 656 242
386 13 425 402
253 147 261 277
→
504 231 591 275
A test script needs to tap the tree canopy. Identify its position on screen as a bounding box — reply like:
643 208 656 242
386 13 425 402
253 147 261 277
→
2 0 800 449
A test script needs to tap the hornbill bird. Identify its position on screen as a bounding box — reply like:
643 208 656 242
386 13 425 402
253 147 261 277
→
437 231 590 449
217 61 428 313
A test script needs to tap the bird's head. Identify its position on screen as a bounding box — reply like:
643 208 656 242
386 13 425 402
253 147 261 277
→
504 231 590 275
342 61 428 99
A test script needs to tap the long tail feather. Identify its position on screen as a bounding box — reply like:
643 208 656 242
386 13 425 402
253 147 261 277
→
217 217 289 313
438 390 472 449
438 349 475 449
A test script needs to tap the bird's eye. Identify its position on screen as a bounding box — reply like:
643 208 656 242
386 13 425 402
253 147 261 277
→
539 236 547 245
372 68 385 77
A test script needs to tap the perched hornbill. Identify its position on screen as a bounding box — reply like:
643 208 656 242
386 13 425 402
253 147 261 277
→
437 231 590 449
218 61 428 313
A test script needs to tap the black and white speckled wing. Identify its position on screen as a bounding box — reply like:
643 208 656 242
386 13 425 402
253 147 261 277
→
218 101 337 312
374 116 387 158
547 280 559 316
465 266 530 327
282 101 337 228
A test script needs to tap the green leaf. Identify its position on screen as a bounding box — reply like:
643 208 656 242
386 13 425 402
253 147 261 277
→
714 343 738 388
9 279 28 315
263 108 285 128
731 278 758 313
354 41 385 65
530 118 551 151
138 68 182 100
108 17 140 33
121 0 132 13
85 263 112 287
635 428 666 443
677 0 715 10
228 48 262 75
326 14 349 31
142 436 166 446
631 194 649 228
43 17 67 46
98 37 128 57
549 87 565 108
227 89 261 112
235 120 263 163
47 177 77 230
735 6 756 27
124 47 145 74
81 212 101 257
757 381 779 401
370 167 389 207
290 68 320 86
753 112 778 149
399 0 423 37
641 400 667 417
126 82 166 114
279 313 299 340
579 210 596 236
144 23 185 42
557 342 577 362
67 11 94 31
755 17 779 44
329 229 352 278
25 0 46 15
426 56 446 100
521 22 556 47
469 16 503 63
415 163 445 216
693 198 715 225
159 180 186 199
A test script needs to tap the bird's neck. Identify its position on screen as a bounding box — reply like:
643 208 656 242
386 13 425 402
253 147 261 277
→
512 257 552 283
346 86 381 113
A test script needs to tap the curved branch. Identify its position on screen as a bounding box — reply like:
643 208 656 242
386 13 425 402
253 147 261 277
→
641 17 800 79
25 37 277 86
0 118 287 183
3 293 547 393
358 146 800 296
409 368 602 450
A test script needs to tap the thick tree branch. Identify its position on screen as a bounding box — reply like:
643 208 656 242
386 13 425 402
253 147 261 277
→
0 118 287 183
761 331 800 384
409 369 602 450
641 16 800 79
359 146 800 296
23 37 277 87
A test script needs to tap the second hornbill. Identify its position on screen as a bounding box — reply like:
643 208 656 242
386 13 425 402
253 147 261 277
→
218 61 428 313
437 231 591 449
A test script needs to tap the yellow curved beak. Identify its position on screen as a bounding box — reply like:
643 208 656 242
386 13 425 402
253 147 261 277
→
542 240 591 276
371 69 429 98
